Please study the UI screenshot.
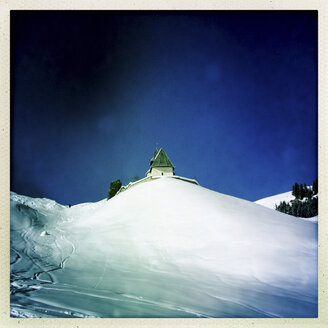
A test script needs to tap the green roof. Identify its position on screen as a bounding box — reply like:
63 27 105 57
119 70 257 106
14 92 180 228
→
150 148 174 168
150 148 159 163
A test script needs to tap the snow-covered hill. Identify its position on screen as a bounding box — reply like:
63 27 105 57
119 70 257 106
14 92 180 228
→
10 177 317 318
255 191 295 209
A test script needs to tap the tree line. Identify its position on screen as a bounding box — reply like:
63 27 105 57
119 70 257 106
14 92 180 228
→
275 179 318 218
292 180 317 200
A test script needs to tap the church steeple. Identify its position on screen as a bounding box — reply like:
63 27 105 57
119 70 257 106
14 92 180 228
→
150 148 159 166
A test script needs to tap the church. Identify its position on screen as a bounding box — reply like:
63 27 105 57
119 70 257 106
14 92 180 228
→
146 148 175 177
117 147 198 195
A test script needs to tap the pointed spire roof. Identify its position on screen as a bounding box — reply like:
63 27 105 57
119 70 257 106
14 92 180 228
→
150 148 174 168
149 148 158 166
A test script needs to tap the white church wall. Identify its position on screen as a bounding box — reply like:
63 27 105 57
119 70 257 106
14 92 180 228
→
150 167 174 177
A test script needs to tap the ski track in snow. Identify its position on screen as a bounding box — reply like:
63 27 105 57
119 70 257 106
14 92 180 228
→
10 178 318 318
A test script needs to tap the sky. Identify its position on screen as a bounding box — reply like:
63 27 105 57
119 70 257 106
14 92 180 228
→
11 11 318 205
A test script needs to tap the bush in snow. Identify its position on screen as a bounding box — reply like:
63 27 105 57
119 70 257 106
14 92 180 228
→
107 179 122 200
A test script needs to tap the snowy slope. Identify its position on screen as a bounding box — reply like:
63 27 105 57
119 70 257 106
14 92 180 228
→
255 191 295 209
10 177 318 318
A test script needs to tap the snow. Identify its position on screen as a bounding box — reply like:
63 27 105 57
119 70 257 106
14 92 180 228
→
10 177 318 318
255 191 295 209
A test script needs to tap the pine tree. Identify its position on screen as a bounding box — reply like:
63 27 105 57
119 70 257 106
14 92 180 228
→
299 184 304 200
304 183 308 198
292 183 300 199
313 179 318 195
107 179 122 200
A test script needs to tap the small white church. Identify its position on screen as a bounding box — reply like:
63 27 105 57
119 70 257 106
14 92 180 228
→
117 148 198 195
145 148 175 177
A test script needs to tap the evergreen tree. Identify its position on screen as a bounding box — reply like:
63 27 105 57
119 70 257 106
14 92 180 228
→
313 179 318 195
307 188 313 199
107 179 122 200
299 184 304 200
304 183 308 198
292 183 300 199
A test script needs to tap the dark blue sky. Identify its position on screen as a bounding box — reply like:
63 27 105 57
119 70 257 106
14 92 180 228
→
11 11 318 205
